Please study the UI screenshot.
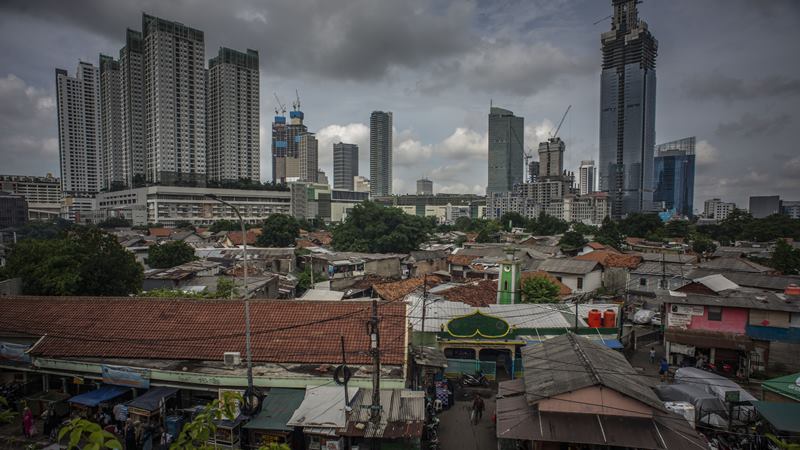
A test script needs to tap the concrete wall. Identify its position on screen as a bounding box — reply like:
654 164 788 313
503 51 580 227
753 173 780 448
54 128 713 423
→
0 278 22 296
688 306 748 333
409 258 447 277
554 270 602 293
366 258 401 278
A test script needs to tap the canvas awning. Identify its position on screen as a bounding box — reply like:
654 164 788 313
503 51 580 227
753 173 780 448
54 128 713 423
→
126 387 178 413
753 401 800 433
761 373 800 402
244 388 305 432
69 385 129 407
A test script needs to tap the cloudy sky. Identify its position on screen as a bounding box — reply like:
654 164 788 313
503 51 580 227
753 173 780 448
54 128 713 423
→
1 0 799 209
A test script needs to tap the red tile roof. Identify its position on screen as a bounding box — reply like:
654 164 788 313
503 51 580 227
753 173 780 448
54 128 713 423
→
447 254 479 267
574 251 642 269
374 276 442 302
0 297 406 365
226 230 260 246
586 242 607 250
437 279 498 307
148 227 171 238
520 271 572 296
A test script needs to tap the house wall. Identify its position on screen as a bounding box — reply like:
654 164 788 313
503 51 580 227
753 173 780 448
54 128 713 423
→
552 270 602 293
365 258 401 278
410 258 447 277
688 306 748 333
766 342 800 373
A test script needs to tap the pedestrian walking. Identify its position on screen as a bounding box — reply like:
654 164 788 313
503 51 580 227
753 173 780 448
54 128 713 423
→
471 394 485 424
659 358 670 382
649 347 656 364
22 407 34 438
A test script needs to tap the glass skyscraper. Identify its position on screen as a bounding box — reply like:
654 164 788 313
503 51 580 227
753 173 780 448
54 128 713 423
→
599 0 658 218
654 137 695 218
487 106 524 195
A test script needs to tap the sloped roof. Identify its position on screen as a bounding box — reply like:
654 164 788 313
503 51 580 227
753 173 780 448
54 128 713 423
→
373 276 442 302
693 274 739 293
686 269 800 291
698 256 773 274
287 385 357 429
521 333 664 411
148 227 171 238
436 279 497 307
520 271 572 296
343 388 425 439
538 258 601 275
0 297 406 365
447 254 479 266
225 230 260 246
574 251 641 269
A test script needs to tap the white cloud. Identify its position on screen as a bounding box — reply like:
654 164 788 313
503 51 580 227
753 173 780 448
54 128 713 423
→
394 138 433 167
695 139 720 167
438 127 487 160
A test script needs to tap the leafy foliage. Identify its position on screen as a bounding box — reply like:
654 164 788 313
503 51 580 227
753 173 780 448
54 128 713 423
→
571 222 599 236
296 266 328 293
3 227 143 295
215 277 238 299
475 221 502 243
97 216 131 228
13 218 74 240
690 234 717 256
332 201 433 253
206 178 290 191
521 276 560 303
558 231 587 252
209 220 240 233
0 396 16 424
527 212 569 236
58 418 122 450
617 213 664 238
499 212 527 231
769 239 800 275
595 216 624 249
170 391 243 450
664 220 690 238
146 240 198 269
173 221 195 231
256 214 301 247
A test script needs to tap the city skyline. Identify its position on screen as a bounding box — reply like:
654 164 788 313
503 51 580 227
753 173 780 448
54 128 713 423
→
0 1 798 207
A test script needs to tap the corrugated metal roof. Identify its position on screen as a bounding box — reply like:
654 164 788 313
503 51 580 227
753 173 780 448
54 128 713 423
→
693 274 739 292
287 385 358 429
538 258 601 275
343 388 424 439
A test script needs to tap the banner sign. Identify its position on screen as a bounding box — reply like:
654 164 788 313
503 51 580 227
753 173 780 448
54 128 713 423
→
0 342 31 363
101 365 151 389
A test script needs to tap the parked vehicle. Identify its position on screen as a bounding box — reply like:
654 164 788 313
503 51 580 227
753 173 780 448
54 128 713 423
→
650 313 662 326
460 371 489 388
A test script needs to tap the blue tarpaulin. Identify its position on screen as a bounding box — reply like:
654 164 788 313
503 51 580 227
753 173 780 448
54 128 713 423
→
126 387 178 412
69 385 129 407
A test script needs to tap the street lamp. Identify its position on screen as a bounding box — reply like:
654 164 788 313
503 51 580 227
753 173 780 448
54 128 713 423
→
204 193 254 404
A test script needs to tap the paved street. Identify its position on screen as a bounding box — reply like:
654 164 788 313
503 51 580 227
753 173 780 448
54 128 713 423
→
438 391 497 450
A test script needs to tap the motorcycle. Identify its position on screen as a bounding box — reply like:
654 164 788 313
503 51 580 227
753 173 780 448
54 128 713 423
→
460 371 489 388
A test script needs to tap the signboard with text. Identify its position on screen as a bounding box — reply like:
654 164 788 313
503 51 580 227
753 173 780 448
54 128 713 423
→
101 365 150 389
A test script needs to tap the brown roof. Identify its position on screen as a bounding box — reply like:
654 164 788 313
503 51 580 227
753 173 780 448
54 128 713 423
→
373 276 442 302
0 297 406 365
226 230 261 246
437 279 498 307
520 271 572 296
148 227 171 238
586 242 607 250
447 254 479 266
573 251 641 269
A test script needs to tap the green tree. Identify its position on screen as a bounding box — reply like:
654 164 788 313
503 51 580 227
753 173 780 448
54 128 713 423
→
571 222 599 236
256 214 300 247
4 227 143 295
146 240 197 269
521 276 560 303
664 220 691 238
618 213 663 238
595 216 624 249
331 201 433 253
691 234 717 256
0 396 16 424
97 216 131 228
475 220 502 243
214 277 238 298
499 212 527 231
740 214 800 242
58 418 121 449
559 231 587 252
173 220 195 231
209 219 239 233
770 239 800 275
453 216 473 232
296 265 328 293
528 212 568 235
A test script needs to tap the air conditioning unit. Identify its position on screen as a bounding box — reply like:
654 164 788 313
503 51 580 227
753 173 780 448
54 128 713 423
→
223 352 241 366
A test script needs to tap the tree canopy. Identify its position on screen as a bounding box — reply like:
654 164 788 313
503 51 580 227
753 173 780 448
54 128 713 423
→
618 213 664 238
3 227 143 295
521 276 560 303
769 239 800 275
146 240 197 269
256 214 300 247
558 231 587 252
595 216 624 249
209 219 240 233
97 216 131 228
528 212 569 236
331 201 433 253
499 212 527 231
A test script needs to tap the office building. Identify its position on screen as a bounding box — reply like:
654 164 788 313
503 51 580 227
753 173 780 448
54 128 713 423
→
0 174 61 220
297 133 318 183
782 201 800 219
119 29 146 186
206 47 260 183
55 62 101 221
99 55 125 190
487 106 524 195
333 142 359 190
0 192 29 228
578 160 596 195
317 170 329 186
142 14 206 186
417 178 433 196
653 137 695 217
599 0 658 218
353 176 371 194
370 111 393 196
749 196 782 219
95 185 291 227
703 198 735 221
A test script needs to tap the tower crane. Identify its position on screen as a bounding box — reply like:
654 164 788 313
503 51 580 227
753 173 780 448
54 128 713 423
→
550 104 572 139
273 93 286 116
292 89 301 111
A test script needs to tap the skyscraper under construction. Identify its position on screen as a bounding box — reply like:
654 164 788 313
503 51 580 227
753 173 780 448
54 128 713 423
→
598 0 658 218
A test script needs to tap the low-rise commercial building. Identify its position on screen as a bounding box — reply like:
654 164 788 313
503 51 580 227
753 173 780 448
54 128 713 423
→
0 174 61 220
0 192 28 228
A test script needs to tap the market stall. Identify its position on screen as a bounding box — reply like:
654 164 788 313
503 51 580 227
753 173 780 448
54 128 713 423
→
24 390 70 417
125 386 179 426
243 388 304 448
68 385 130 418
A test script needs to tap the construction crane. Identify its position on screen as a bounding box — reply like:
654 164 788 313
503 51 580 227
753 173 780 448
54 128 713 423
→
551 105 572 139
273 93 286 116
292 89 301 111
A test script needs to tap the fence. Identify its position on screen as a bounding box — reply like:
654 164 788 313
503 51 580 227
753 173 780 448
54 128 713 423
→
445 358 497 380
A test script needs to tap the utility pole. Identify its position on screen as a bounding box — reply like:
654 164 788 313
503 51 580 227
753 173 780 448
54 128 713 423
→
368 298 381 449
340 336 350 409
421 275 428 335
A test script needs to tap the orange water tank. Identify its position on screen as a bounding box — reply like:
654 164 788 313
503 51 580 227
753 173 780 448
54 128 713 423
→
603 309 617 328
587 309 602 328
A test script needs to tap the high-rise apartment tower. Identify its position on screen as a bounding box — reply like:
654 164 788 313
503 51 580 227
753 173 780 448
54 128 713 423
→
370 111 393 196
99 55 124 190
487 106 524 195
579 160 596 195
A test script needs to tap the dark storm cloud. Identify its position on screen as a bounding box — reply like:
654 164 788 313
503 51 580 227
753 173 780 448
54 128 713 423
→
715 112 792 139
683 72 800 101
0 0 475 81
